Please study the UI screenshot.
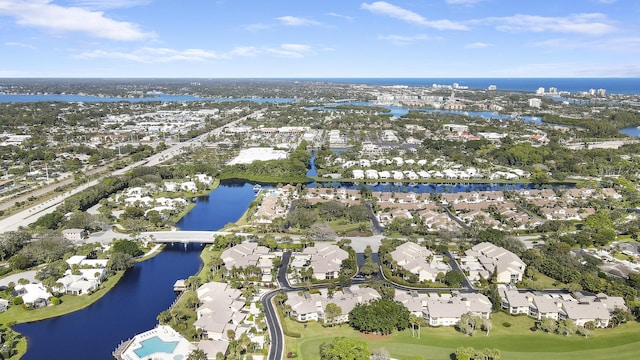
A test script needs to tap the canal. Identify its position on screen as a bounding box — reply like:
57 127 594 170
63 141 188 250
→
14 182 258 360
13 177 568 359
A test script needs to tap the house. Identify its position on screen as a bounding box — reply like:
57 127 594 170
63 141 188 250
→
180 181 198 192
286 285 380 324
220 242 274 281
465 243 526 283
0 298 8 312
499 286 626 328
62 228 87 241
424 293 492 326
15 283 52 308
194 282 246 341
293 243 349 281
194 173 214 185
55 268 107 295
390 242 450 282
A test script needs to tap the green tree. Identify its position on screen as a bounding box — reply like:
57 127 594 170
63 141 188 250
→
111 239 143 257
319 337 369 360
359 258 379 277
444 270 465 287
187 348 207 360
325 303 343 326
108 252 135 271
349 298 410 335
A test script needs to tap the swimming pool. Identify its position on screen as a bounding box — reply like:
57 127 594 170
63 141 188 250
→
133 336 179 358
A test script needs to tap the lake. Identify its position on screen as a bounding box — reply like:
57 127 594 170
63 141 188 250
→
14 182 258 360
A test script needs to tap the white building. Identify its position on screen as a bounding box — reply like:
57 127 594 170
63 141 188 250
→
462 243 526 283
529 98 542 108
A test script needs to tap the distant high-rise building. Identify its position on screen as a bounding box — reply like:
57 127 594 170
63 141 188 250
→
589 88 596 95
529 98 542 108
597 88 606 96
548 87 558 94
487 85 497 90
536 87 545 95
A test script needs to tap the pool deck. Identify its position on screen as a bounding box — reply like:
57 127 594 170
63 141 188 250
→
116 325 195 360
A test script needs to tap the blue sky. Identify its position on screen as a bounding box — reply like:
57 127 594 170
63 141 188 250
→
0 0 639 77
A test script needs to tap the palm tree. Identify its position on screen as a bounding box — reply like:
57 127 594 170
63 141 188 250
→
483 318 493 336
186 275 202 291
274 291 288 308
186 349 207 360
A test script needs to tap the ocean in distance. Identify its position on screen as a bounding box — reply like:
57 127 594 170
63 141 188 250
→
293 78 640 95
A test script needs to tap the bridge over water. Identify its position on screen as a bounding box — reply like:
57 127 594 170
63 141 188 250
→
142 231 251 244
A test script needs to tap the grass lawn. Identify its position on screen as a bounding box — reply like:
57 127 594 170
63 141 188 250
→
0 271 124 324
11 336 27 360
196 246 221 282
521 270 566 290
283 312 640 360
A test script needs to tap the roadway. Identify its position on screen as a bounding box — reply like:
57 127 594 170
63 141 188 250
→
262 251 291 360
262 248 477 359
0 110 263 233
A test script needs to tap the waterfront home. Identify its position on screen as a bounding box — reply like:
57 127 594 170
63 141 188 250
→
15 283 52 308
352 170 365 179
220 242 275 281
194 282 247 341
194 173 214 185
55 267 107 295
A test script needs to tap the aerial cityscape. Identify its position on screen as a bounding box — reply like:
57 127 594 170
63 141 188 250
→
0 1 640 360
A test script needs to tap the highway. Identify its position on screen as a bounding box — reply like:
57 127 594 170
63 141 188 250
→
0 110 263 233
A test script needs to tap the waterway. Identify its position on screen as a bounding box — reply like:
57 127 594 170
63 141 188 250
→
307 103 541 123
14 182 258 360
620 126 640 137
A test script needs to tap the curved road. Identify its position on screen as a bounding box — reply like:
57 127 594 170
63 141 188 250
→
263 248 477 359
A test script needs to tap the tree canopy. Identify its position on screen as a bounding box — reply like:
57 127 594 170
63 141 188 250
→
348 298 410 335
319 337 369 360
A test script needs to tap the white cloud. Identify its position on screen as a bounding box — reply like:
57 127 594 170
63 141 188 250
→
77 47 220 63
361 1 468 30
229 46 261 57
379 34 430 46
326 12 353 21
267 43 312 58
67 0 151 10
465 42 491 48
76 43 315 62
0 0 153 40
4 41 36 50
484 13 615 35
243 23 271 32
275 16 321 26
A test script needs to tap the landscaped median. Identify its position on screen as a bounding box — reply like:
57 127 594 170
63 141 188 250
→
282 312 640 360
